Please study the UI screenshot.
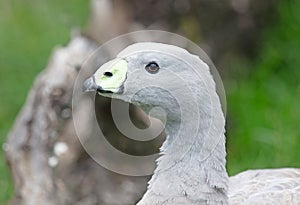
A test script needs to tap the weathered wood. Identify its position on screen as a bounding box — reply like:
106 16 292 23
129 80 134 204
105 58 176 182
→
5 36 95 205
5 34 153 204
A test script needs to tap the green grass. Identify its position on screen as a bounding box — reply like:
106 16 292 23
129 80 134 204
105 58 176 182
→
0 0 89 203
226 0 300 175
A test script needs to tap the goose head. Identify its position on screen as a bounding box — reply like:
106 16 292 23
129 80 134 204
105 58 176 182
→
83 42 228 205
83 42 217 123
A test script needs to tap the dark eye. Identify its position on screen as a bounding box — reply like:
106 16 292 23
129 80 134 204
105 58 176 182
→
145 61 160 74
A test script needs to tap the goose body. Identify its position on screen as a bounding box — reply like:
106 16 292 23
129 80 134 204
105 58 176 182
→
83 42 300 205
229 168 300 204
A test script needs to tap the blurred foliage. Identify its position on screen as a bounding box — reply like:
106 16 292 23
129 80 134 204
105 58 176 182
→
226 0 300 175
0 0 89 203
0 0 299 203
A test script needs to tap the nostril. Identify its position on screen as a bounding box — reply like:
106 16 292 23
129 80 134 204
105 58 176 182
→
103 72 113 77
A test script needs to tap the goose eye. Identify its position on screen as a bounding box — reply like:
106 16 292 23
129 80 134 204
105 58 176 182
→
145 61 160 74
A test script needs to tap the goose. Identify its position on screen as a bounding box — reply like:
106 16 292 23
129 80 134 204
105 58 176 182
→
83 42 300 205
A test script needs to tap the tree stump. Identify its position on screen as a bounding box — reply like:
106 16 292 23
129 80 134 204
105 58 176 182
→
5 36 150 205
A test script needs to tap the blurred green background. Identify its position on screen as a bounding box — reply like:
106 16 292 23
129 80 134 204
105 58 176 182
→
0 0 299 204
225 0 300 174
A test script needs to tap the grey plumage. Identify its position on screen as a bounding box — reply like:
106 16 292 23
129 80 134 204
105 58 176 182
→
83 42 300 205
